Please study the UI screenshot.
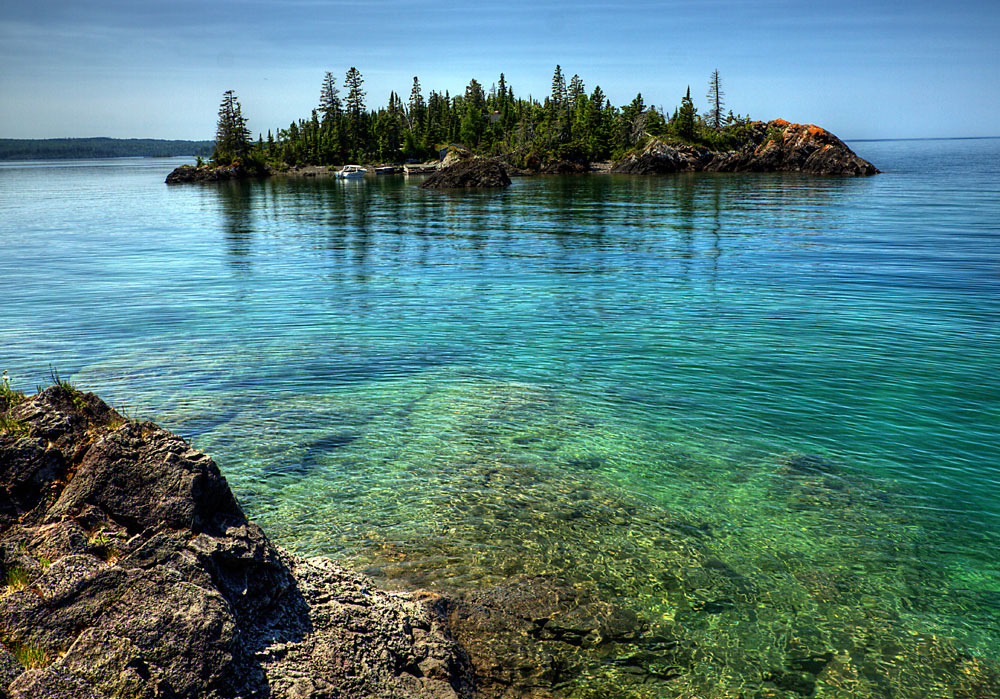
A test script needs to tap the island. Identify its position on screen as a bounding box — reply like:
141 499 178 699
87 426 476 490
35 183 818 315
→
165 68 878 186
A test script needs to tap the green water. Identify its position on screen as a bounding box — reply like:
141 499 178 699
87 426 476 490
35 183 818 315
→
2 140 998 696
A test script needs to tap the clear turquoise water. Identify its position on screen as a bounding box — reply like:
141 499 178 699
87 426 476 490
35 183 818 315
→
2 142 998 696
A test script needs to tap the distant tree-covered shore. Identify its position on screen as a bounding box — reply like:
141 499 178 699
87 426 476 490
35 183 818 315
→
0 138 214 161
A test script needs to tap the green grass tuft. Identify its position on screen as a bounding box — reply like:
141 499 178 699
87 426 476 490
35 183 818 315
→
0 370 26 408
2 565 30 595
0 633 52 669
0 414 28 437
33 552 52 572
49 365 76 392
14 640 50 669
49 366 87 410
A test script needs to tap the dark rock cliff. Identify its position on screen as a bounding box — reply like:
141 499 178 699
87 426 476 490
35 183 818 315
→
0 386 472 699
612 120 879 176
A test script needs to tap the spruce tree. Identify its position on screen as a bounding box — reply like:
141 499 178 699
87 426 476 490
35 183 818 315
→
674 86 698 141
705 70 725 131
343 67 368 159
550 65 567 111
344 67 366 117
213 90 251 165
408 76 426 131
319 72 342 123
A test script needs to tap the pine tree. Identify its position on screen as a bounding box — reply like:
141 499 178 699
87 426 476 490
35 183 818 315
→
214 90 251 165
343 67 368 159
408 76 426 131
497 73 508 110
568 74 585 104
344 67 366 117
705 70 725 131
550 65 567 111
465 78 486 111
319 72 342 123
673 86 698 141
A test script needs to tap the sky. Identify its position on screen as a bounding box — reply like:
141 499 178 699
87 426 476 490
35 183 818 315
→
1 0 998 140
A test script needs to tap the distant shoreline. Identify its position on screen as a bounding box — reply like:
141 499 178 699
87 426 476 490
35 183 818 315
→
0 137 213 161
847 135 1000 142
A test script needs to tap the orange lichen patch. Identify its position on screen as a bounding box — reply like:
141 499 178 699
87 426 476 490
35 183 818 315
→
771 118 789 126
807 126 827 136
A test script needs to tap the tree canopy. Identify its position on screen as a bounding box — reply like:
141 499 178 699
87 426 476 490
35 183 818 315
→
216 67 750 169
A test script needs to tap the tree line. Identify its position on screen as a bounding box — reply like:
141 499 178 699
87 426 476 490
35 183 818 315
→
212 67 753 169
0 138 214 161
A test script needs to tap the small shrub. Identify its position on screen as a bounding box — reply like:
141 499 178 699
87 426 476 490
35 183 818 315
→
764 126 785 145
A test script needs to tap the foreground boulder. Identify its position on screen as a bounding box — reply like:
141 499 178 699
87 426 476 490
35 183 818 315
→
612 120 878 176
419 159 511 189
0 386 471 698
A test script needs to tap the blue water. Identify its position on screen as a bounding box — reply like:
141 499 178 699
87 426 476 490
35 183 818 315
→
2 141 998 696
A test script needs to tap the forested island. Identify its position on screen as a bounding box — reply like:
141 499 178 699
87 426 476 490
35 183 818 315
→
167 66 877 184
0 138 214 161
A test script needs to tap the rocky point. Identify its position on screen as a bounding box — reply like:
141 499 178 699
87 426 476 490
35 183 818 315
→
611 119 879 176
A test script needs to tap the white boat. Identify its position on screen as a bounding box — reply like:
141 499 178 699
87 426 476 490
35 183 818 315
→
403 164 439 175
335 165 367 179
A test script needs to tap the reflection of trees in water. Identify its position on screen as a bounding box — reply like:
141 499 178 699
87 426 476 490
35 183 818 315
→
217 180 255 272
215 173 860 286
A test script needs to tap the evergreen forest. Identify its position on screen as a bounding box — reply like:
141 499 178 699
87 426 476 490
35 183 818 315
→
212 66 753 170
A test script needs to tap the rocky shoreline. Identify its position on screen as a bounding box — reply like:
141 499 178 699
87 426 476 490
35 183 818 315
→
0 386 473 698
165 119 877 186
611 120 878 176
4 385 1000 698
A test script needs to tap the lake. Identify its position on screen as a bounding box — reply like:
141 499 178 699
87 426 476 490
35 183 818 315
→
2 140 998 697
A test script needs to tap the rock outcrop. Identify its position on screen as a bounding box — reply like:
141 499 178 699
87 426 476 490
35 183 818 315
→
419 159 511 189
165 163 269 184
0 386 471 698
539 160 588 175
612 120 879 176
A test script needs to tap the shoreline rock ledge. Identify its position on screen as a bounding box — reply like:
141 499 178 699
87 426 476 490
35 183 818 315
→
611 119 879 176
0 386 474 698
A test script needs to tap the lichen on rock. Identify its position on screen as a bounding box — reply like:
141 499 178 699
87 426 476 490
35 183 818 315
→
611 119 879 176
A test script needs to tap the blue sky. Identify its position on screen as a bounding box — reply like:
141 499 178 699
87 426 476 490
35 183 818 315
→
1 0 998 139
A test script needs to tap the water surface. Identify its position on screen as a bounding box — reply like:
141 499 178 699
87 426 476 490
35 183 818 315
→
2 142 998 696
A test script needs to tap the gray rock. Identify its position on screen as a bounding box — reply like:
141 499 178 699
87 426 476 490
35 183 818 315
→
612 119 878 176
165 163 269 184
419 159 511 189
0 386 472 698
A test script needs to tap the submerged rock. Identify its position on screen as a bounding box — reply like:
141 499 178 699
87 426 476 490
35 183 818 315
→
419 159 512 189
612 119 879 176
0 386 471 698
539 160 588 175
